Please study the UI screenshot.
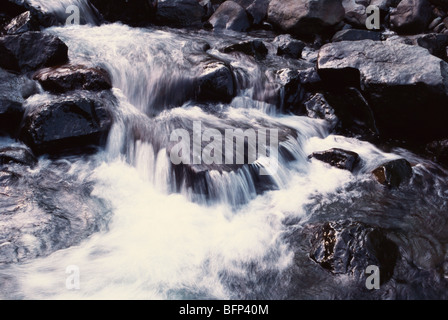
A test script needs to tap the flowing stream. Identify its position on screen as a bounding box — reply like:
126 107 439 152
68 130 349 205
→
1 1 448 300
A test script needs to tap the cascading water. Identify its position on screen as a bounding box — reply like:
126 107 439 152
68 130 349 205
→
1 0 448 300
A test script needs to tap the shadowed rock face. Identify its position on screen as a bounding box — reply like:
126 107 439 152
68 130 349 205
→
156 0 206 28
89 0 158 26
0 31 68 73
317 40 448 142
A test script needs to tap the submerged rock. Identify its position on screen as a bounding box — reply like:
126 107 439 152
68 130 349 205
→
0 31 68 73
309 148 360 172
0 146 37 167
372 158 413 188
33 64 113 94
19 92 115 155
310 221 399 284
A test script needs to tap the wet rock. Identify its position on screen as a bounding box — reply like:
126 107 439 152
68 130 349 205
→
0 31 68 73
221 39 268 60
258 68 305 112
372 158 413 188
0 99 23 137
156 0 206 28
273 34 305 59
208 1 251 32
233 0 269 25
89 0 157 26
2 0 59 29
19 92 114 155
323 87 378 138
390 0 433 34
33 64 112 94
425 139 448 167
310 221 399 284
196 61 235 103
267 0 345 38
317 40 448 142
297 67 323 90
302 93 338 130
2 11 38 35
331 29 383 42
0 146 37 167
309 148 360 171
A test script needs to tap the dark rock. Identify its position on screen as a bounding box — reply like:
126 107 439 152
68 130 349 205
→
196 61 235 103
309 148 360 171
33 64 112 94
89 0 157 26
156 0 206 28
208 0 251 32
0 99 23 137
221 39 268 60
267 0 345 38
317 40 448 142
323 87 378 138
297 67 323 90
310 221 399 284
302 93 338 130
390 0 433 34
257 68 305 112
273 34 305 59
233 0 269 25
19 92 114 155
405 33 448 60
2 0 59 28
2 11 38 35
425 139 448 167
372 158 413 188
331 29 383 42
0 31 68 73
0 146 37 167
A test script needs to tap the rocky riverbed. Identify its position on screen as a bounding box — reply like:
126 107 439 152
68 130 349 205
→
0 0 448 300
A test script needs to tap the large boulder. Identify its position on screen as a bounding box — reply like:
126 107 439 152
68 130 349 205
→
19 92 114 155
89 0 158 26
196 61 236 103
267 0 345 38
0 31 68 73
156 0 206 28
390 0 433 34
2 11 39 35
208 1 251 32
1 0 59 29
33 64 112 94
317 40 448 142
